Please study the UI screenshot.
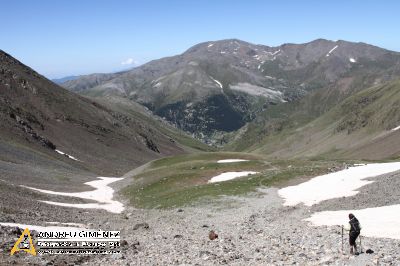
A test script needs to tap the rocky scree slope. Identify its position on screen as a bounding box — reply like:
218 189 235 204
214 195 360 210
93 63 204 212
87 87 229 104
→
0 50 186 176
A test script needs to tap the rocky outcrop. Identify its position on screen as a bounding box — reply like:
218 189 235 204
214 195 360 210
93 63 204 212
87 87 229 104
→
9 113 56 150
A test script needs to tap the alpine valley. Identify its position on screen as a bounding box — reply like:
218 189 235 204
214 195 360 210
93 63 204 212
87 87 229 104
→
61 39 400 150
1 38 400 265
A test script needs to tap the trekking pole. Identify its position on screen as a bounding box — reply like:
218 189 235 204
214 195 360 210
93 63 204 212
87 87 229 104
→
341 225 344 254
359 235 363 253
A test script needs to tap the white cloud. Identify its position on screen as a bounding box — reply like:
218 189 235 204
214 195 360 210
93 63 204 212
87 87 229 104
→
121 58 138 65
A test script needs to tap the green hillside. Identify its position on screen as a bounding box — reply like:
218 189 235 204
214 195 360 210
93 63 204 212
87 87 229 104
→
121 152 340 209
229 79 400 160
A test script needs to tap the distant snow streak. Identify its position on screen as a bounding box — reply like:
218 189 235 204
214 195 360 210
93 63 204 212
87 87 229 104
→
271 49 281 56
154 82 162 87
55 149 79 161
391 125 400 131
326 45 339 57
217 159 249 163
229 83 285 102
210 76 223 89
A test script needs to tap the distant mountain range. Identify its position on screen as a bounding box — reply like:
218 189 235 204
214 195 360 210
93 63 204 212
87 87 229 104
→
51 75 80 84
59 39 400 145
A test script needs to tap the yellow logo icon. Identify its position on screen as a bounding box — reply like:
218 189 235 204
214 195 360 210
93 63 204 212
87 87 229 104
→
10 228 36 256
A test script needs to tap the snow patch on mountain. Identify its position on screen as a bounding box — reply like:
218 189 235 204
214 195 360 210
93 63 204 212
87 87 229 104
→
208 171 258 183
391 125 400 131
188 61 199 66
153 82 162 88
279 162 400 206
229 83 285 102
217 159 249 163
21 177 124 213
0 223 88 233
349 57 357 63
262 49 281 61
271 49 281 56
45 222 86 227
305 204 400 240
264 49 281 56
55 149 79 161
209 76 223 89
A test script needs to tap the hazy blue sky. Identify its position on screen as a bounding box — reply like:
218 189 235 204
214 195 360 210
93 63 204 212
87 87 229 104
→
1 0 399 78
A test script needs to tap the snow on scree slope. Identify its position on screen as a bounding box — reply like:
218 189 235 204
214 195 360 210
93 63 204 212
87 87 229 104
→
21 177 124 213
278 162 400 206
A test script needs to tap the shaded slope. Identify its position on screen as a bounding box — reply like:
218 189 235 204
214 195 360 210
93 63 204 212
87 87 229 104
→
0 50 189 177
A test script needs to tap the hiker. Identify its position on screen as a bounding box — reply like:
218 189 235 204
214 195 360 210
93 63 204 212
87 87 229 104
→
346 213 361 255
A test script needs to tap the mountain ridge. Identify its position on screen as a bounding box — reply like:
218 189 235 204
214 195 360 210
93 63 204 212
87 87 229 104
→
59 39 400 145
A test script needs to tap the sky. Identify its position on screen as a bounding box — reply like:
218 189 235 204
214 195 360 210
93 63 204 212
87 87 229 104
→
1 0 400 79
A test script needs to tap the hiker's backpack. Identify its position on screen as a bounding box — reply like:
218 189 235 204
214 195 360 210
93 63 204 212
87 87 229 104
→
351 220 361 233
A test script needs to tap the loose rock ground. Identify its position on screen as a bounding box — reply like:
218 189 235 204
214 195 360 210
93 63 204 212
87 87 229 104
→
1 171 399 265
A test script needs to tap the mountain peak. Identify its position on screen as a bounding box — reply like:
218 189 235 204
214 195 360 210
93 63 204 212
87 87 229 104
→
184 38 256 54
